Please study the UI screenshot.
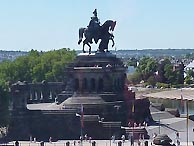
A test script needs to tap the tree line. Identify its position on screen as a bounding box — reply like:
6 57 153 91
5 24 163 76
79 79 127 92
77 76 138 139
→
0 48 76 126
128 56 185 88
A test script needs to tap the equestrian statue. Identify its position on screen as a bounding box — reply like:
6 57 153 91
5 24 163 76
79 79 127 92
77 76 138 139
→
78 9 116 54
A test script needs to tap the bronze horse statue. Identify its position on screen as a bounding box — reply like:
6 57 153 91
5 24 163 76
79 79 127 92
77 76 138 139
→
78 20 116 53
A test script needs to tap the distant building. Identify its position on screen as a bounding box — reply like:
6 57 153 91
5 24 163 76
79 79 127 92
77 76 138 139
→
185 60 194 71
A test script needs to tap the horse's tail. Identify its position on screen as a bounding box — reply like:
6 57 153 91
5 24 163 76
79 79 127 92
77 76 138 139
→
78 28 85 45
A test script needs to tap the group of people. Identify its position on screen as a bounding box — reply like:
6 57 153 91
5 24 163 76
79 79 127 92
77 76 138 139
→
79 134 92 143
128 121 148 128
29 136 36 143
111 134 146 146
28 135 93 146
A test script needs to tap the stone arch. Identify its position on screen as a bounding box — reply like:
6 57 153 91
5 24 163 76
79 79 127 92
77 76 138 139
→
113 78 117 91
90 78 96 91
74 78 79 91
29 90 33 101
83 78 88 91
98 78 104 92
117 78 121 90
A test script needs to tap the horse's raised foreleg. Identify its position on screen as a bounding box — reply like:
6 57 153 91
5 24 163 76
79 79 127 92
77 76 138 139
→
108 33 115 48
110 37 115 48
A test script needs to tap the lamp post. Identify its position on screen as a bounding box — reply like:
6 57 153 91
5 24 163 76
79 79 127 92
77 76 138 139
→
159 116 161 134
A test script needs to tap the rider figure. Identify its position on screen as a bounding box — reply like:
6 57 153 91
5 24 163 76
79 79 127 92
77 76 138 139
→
88 9 100 43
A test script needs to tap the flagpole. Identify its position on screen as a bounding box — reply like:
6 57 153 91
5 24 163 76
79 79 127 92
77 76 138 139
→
186 100 188 146
181 88 189 146
81 104 84 139
132 100 135 146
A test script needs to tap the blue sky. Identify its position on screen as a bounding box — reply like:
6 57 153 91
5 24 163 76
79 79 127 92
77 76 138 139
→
0 0 194 51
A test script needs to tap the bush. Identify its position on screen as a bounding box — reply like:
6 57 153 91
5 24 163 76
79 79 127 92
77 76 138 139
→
127 72 142 84
171 84 184 88
185 76 192 84
147 76 156 87
156 82 170 88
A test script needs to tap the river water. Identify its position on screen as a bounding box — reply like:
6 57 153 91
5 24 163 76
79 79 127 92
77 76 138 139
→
149 97 194 115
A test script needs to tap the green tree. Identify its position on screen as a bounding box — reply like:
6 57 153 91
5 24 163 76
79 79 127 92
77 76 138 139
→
186 69 194 78
0 48 76 126
164 63 175 84
184 69 194 84
128 72 142 84
157 58 171 83
147 76 156 86
14 56 32 82
0 61 16 89
127 57 138 67
185 76 192 84
0 48 76 86
136 57 158 81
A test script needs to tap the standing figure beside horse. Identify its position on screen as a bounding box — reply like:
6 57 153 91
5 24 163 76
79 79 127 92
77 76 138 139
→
78 9 116 54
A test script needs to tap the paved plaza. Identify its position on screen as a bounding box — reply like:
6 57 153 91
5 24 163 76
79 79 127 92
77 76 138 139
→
146 105 194 145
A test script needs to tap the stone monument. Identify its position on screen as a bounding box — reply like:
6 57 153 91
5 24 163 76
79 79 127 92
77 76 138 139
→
78 9 116 53
3 9 152 141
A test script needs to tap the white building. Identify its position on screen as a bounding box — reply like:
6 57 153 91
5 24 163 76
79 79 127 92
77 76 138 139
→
185 60 194 71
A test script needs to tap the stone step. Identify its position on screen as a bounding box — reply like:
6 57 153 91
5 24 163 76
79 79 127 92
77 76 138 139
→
41 109 77 115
